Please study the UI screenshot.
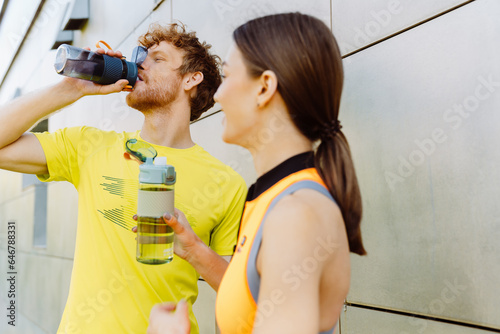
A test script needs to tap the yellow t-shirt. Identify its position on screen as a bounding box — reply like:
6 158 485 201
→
34 126 247 334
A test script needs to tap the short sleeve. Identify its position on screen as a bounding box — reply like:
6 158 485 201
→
33 126 93 187
209 173 247 256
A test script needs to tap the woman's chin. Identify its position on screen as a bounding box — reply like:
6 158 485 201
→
221 132 232 144
222 129 242 146
221 117 233 144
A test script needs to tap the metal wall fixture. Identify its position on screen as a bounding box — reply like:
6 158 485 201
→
51 0 89 49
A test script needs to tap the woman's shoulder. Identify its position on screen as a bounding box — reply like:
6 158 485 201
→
256 188 350 289
262 188 346 254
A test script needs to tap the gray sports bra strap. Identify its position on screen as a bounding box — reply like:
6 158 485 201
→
320 324 336 334
246 180 336 303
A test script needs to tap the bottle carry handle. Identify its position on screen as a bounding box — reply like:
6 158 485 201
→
96 40 113 51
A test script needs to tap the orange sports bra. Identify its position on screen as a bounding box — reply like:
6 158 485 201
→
215 165 337 334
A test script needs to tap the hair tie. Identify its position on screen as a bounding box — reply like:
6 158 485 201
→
320 119 342 141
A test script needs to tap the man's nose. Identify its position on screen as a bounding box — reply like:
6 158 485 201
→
139 57 151 70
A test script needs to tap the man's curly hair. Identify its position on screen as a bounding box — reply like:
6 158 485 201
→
138 23 221 121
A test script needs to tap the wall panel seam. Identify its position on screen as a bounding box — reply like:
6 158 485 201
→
5 249 74 261
190 109 222 124
342 0 478 59
345 302 500 332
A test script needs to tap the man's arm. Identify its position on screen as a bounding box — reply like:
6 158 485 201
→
0 81 82 174
0 50 128 175
0 133 48 174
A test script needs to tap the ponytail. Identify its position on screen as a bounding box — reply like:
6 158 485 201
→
316 133 366 255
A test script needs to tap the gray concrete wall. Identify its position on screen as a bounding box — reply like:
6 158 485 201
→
0 0 498 333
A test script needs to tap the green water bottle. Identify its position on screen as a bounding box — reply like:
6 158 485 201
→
136 156 176 264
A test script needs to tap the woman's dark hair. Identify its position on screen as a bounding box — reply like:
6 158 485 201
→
234 13 366 255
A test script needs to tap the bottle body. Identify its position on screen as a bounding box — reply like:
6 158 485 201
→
54 44 137 86
136 183 175 264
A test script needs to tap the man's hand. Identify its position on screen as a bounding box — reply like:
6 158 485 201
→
132 208 230 291
132 208 202 262
62 47 129 98
147 300 190 334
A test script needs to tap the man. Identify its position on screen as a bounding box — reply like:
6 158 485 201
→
0 23 246 334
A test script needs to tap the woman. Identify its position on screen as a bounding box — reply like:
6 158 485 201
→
147 12 366 334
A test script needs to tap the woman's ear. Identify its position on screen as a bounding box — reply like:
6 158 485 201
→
256 70 278 108
184 71 204 91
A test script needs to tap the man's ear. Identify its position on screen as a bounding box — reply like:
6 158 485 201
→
256 70 278 108
184 71 204 91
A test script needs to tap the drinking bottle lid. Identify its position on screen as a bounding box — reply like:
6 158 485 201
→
125 139 176 185
126 138 157 162
139 157 176 185
131 46 148 66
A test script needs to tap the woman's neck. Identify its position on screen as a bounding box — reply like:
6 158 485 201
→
250 132 313 177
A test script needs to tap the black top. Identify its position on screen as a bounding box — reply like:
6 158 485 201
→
246 151 315 202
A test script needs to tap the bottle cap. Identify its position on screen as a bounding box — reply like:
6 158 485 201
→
153 156 167 166
139 157 176 185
